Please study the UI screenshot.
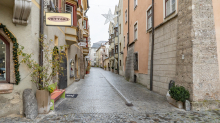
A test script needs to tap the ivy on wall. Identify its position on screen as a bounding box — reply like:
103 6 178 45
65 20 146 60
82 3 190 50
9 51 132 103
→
0 23 21 85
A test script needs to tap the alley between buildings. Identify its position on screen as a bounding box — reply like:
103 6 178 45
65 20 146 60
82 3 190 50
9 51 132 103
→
1 68 220 122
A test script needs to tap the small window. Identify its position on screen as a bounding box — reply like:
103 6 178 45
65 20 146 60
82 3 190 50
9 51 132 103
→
147 7 152 30
134 0 138 8
65 4 73 22
120 60 121 66
125 10 127 23
65 4 72 13
134 23 138 40
55 36 58 46
53 0 58 8
83 20 87 29
134 53 138 70
115 45 118 53
165 0 176 17
124 36 125 48
119 24 121 34
127 33 129 44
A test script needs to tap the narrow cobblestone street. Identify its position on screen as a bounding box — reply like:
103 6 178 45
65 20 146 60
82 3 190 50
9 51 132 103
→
1 68 220 122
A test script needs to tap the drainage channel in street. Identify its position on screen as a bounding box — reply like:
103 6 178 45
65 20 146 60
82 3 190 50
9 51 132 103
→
100 72 133 107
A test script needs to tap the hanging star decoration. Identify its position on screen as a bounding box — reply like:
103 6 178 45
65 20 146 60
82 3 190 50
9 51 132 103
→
102 9 117 25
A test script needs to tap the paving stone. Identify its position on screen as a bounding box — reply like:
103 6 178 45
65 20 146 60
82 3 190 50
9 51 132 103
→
0 68 220 122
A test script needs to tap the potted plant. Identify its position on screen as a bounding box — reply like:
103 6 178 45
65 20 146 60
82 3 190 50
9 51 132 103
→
169 84 190 109
86 65 91 74
18 38 67 114
104 65 107 70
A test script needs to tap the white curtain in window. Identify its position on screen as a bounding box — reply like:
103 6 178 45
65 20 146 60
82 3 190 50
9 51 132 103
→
166 0 176 16
166 0 170 16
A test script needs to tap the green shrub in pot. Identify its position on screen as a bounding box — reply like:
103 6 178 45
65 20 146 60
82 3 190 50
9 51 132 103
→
169 84 190 102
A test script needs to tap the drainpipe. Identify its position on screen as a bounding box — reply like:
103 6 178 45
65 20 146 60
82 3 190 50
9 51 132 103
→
150 0 154 91
127 0 129 51
114 27 116 73
39 0 44 88
117 11 119 75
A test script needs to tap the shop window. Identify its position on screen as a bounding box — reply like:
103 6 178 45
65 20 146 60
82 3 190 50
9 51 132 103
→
0 35 10 83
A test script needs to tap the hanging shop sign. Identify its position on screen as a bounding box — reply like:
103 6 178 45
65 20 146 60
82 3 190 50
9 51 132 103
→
46 13 72 26
78 42 87 47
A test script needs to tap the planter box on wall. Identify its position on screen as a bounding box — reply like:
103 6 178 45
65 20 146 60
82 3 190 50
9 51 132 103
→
36 90 50 114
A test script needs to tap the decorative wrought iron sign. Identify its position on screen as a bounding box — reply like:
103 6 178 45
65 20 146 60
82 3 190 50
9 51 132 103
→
46 13 72 26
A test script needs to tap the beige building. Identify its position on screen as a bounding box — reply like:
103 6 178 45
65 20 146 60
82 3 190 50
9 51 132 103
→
0 0 90 117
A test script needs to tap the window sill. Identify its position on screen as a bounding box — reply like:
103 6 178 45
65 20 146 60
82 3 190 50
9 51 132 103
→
164 10 176 19
134 5 137 10
0 83 13 94
147 27 152 33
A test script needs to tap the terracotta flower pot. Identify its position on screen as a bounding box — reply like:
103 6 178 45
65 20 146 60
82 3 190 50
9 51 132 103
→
36 90 51 114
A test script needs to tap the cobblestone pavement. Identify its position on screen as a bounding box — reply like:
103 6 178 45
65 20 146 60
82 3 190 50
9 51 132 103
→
1 68 220 122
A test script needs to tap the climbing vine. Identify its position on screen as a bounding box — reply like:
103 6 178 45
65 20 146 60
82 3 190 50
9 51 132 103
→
0 23 20 85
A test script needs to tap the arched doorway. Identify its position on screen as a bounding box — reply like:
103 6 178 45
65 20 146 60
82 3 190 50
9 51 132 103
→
75 54 79 79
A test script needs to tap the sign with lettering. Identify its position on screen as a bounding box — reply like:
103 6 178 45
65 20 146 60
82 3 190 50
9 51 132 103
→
46 13 72 26
65 94 78 98
78 42 87 47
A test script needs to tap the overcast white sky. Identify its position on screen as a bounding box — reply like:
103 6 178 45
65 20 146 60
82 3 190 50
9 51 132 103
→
87 0 119 45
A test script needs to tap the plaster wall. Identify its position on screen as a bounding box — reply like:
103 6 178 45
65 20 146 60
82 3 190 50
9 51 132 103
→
0 3 39 117
0 0 79 117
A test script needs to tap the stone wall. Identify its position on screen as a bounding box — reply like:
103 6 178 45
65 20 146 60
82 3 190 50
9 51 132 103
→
191 0 220 105
142 17 178 96
176 0 194 100
125 44 134 82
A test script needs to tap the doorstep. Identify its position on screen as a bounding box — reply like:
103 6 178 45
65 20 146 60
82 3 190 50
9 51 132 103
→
0 84 13 94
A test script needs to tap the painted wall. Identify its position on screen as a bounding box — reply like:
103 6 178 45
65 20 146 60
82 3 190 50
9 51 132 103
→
0 0 83 117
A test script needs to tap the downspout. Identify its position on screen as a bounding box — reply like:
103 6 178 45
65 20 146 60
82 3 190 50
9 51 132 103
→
39 0 44 89
114 26 116 73
117 11 119 75
127 0 129 51
150 0 154 91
